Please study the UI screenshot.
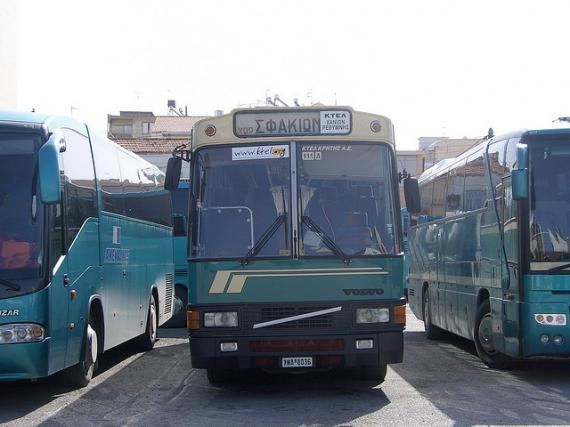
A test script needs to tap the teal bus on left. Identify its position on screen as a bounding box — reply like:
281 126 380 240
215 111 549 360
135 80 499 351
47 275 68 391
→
0 111 174 386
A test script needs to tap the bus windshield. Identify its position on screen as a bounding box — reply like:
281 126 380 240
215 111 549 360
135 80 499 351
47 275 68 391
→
530 140 570 267
192 145 291 259
298 142 397 256
0 133 44 293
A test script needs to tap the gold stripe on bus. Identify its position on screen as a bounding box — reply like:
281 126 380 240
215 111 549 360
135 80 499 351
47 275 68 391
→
209 268 387 294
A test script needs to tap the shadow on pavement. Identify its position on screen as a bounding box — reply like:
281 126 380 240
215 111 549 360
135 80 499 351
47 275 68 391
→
391 330 570 426
0 336 176 425
39 344 389 427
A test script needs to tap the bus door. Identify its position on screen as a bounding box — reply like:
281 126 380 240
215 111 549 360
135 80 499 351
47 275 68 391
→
60 130 100 366
426 223 445 328
499 176 521 356
435 225 448 329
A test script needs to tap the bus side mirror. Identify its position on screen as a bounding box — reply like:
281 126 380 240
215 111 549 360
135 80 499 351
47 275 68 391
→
512 143 529 200
165 157 182 191
512 170 528 200
403 177 421 214
38 133 63 204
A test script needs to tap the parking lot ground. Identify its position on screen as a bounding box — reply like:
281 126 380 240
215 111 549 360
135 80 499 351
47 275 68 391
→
3 308 570 426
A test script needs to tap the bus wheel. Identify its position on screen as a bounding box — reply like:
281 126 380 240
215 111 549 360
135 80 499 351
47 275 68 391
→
207 367 234 385
63 320 98 387
358 363 387 382
422 287 444 340
474 300 514 369
138 296 158 351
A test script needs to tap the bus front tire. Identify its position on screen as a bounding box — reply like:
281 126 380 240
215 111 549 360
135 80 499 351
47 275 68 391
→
138 296 158 351
358 363 387 382
422 287 444 340
474 300 514 369
63 320 98 388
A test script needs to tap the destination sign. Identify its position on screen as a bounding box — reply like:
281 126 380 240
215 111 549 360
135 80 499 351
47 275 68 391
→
234 110 352 138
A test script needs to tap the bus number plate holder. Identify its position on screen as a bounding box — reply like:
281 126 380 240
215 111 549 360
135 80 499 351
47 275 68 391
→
281 357 313 368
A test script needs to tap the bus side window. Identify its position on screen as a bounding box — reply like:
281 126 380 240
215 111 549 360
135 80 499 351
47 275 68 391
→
61 129 97 248
419 181 434 217
464 150 486 211
431 171 448 219
446 165 464 217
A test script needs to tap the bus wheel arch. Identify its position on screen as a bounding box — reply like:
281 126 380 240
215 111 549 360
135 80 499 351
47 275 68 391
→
473 298 514 369
88 297 105 355
137 288 159 351
62 297 103 387
422 283 443 340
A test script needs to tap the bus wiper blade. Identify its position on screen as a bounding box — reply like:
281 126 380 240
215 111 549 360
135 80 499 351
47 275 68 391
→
241 213 286 266
0 279 21 291
302 215 350 265
546 262 570 273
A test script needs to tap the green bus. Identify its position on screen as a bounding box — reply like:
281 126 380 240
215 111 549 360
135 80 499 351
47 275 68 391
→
0 111 174 386
405 128 570 368
166 106 406 384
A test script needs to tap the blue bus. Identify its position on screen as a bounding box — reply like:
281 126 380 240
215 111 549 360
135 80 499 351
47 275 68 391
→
0 111 174 386
405 128 570 368
165 179 190 328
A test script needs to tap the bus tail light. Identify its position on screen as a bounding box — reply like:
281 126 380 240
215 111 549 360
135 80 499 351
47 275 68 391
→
187 310 200 331
393 305 406 326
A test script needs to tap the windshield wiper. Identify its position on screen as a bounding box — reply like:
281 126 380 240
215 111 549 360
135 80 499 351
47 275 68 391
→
241 213 287 266
302 215 351 264
546 262 570 273
0 279 21 292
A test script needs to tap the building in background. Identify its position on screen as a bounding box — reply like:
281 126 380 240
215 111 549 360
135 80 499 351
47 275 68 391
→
107 101 211 178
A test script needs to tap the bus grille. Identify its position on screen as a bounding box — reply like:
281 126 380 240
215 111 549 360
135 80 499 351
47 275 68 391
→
165 273 173 314
245 305 346 330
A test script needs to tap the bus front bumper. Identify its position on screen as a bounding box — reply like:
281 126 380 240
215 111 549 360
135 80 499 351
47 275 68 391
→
189 331 403 370
0 339 50 381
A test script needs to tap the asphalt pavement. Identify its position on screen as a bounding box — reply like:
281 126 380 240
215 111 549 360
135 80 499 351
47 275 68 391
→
3 309 570 426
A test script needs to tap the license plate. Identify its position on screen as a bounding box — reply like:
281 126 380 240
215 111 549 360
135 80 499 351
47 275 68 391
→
281 357 313 368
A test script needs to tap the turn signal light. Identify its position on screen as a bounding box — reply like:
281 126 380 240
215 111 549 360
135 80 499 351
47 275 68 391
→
394 304 406 326
187 310 200 331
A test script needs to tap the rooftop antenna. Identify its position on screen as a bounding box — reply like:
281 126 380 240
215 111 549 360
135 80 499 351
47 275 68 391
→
266 96 276 106
294 98 300 107
274 94 288 107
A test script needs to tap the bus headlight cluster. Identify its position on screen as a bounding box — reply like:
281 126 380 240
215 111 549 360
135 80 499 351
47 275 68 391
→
204 312 238 328
0 324 45 344
535 313 567 326
356 308 390 324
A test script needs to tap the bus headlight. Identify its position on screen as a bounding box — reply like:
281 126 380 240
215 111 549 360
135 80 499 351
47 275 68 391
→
535 313 567 326
0 324 45 344
204 312 238 328
356 308 390 324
